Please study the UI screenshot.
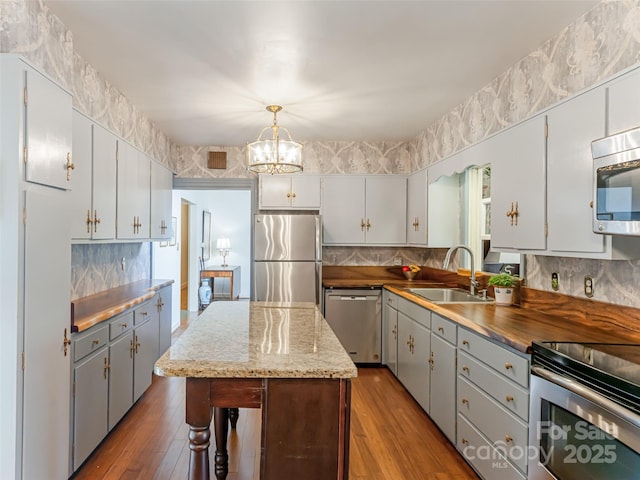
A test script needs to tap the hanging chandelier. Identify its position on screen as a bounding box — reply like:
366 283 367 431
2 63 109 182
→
246 105 303 174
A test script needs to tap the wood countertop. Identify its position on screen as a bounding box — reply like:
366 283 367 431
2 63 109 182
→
71 279 174 333
154 301 358 379
323 265 640 354
385 285 640 354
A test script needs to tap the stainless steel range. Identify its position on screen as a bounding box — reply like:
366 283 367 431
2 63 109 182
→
529 342 640 480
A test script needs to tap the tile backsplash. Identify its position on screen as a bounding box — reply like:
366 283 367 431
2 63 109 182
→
71 243 151 300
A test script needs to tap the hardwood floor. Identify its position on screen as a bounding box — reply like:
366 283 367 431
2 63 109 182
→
71 365 478 480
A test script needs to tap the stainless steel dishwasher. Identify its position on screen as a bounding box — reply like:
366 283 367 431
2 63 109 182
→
323 288 381 364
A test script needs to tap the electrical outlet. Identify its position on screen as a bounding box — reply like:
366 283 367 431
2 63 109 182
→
393 257 403 266
551 272 559 291
584 275 594 298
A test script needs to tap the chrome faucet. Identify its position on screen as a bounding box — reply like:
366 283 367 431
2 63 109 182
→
443 245 480 296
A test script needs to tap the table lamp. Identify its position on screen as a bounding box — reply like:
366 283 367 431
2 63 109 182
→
216 237 231 267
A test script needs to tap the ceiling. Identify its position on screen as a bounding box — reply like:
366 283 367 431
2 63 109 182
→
46 0 599 146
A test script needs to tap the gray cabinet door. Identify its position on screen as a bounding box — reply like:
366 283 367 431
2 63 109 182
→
397 312 430 412
429 334 456 442
73 350 108 471
383 302 398 376
109 332 134 430
158 287 173 357
133 316 159 401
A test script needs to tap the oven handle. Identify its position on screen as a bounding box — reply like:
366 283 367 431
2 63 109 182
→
532 365 640 429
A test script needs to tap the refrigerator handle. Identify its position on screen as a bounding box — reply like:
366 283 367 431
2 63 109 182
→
316 262 321 306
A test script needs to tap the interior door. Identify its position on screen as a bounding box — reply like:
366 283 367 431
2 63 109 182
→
23 188 71 479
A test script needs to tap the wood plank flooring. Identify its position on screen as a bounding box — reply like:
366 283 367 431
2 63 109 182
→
71 365 478 480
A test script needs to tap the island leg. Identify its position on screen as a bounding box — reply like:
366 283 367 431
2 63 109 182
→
186 378 213 480
214 407 230 480
229 408 239 428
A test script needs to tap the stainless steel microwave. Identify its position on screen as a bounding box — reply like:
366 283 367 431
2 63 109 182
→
592 126 640 236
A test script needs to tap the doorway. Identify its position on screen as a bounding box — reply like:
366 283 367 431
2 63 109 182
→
180 200 190 310
174 177 257 312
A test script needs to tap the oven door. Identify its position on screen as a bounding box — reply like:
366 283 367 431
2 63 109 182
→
529 366 640 480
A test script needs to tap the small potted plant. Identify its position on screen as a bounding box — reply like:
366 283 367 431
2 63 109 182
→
487 272 518 306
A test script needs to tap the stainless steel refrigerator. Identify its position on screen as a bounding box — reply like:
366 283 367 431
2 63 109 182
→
253 214 322 304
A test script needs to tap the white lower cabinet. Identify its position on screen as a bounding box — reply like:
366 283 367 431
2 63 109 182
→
429 314 457 443
70 291 167 473
397 308 430 412
382 291 399 376
457 328 530 479
133 307 159 401
71 325 109 472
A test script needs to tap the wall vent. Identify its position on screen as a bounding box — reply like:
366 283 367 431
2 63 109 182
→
207 151 227 169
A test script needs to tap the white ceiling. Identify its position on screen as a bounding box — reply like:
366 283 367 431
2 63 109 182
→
46 0 598 146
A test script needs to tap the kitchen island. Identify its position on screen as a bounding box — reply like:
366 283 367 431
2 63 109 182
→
154 301 357 480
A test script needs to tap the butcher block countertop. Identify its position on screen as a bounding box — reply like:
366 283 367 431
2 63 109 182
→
385 285 640 354
323 266 640 354
154 301 358 379
71 279 174 333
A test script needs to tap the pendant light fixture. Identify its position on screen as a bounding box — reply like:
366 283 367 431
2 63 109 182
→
246 105 303 174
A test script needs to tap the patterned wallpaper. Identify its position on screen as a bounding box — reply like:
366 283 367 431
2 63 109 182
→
4 0 640 307
175 140 415 178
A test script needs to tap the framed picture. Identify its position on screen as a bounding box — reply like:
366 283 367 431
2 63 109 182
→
169 216 177 246
202 211 211 261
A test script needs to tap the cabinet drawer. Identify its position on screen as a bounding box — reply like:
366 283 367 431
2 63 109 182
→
458 351 529 421
431 313 456 344
457 328 529 388
109 311 134 340
398 298 430 329
383 290 400 310
458 376 528 473
457 414 526 480
133 301 153 325
74 325 109 362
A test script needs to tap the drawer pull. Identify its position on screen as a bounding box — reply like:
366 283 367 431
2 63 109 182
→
461 398 469 405
140 311 148 317
505 435 513 443
506 395 514 402
92 339 100 346
120 322 128 328
438 327 444 333
462 340 469 346
462 365 469 372
504 362 513 370
461 438 469 445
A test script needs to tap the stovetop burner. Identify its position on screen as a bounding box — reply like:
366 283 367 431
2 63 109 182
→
532 341 640 414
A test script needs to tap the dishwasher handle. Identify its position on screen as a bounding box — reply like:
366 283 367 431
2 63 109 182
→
338 295 369 301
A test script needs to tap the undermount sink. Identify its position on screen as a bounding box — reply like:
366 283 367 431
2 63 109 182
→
408 288 494 304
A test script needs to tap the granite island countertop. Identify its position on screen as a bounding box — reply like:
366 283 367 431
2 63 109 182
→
154 301 358 379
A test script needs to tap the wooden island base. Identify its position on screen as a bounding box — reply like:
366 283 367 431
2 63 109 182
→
186 377 351 480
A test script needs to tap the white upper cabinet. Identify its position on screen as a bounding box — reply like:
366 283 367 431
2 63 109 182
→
322 175 407 245
491 115 547 251
150 161 173 240
547 87 606 255
407 169 427 245
70 111 117 240
608 66 640 135
427 170 461 248
259 174 321 209
24 66 73 190
117 141 150 239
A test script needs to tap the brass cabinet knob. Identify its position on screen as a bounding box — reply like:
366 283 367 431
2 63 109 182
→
506 395 514 402
505 362 513 370
438 327 444 333
461 438 469 445
462 340 469 346
461 398 469 405
462 365 469 372
505 435 513 443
